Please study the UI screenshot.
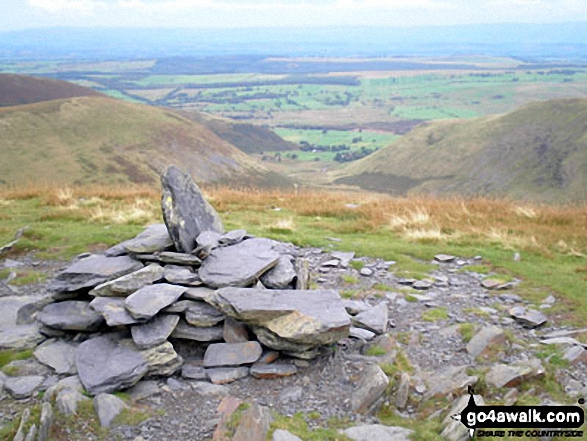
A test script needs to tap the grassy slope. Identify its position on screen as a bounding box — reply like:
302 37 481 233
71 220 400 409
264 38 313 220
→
334 98 587 202
0 74 105 107
0 96 290 187
182 111 298 154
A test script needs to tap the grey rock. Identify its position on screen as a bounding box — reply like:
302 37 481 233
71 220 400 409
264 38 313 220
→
349 327 376 340
23 425 36 441
260 255 296 289
250 363 297 379
196 231 222 249
183 286 215 301
199 238 280 288
207 367 249 384
170 319 224 341
481 278 508 290
48 255 143 292
121 224 173 254
38 402 53 441
563 346 587 365
219 229 247 246
204 342 262 367
486 359 545 388
395 372 410 409
163 265 201 286
359 267 373 277
0 324 45 350
295 259 310 290
166 377 185 391
231 403 272 441
331 251 355 267
43 376 84 402
140 341 182 376
131 314 180 349
162 299 198 313
94 393 128 428
509 306 547 328
342 425 413 441
90 264 164 297
322 259 340 268
539 337 581 346
209 288 350 350
466 326 506 357
161 165 223 253
426 366 478 399
352 303 388 335
441 394 485 441
90 297 142 326
223 317 249 343
76 335 148 395
4 358 51 377
125 283 187 320
34 339 78 375
186 302 225 327
157 251 202 266
434 254 456 263
127 380 161 401
413 280 433 290
280 386 303 402
56 388 89 415
0 295 46 327
191 381 229 396
273 429 302 441
350 364 389 414
14 408 30 441
38 301 105 331
342 300 371 316
181 363 207 380
4 375 44 399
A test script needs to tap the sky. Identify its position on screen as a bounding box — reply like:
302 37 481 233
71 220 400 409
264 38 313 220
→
0 0 586 31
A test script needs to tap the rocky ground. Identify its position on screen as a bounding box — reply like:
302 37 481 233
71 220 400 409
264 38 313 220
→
1 244 586 441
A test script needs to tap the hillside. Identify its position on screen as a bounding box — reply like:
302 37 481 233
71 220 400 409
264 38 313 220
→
0 74 105 107
0 96 289 187
182 112 297 154
333 98 587 202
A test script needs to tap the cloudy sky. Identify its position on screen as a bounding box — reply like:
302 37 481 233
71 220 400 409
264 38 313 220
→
1 0 586 31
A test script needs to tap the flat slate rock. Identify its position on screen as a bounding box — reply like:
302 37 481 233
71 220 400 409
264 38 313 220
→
199 238 280 288
223 317 249 343
466 326 506 357
350 364 389 414
131 314 180 349
161 165 224 253
90 264 164 297
125 284 187 320
209 288 351 350
38 301 105 331
4 375 45 399
509 306 548 328
204 342 262 367
0 324 45 350
163 265 201 286
94 393 128 428
162 299 198 313
273 429 302 441
76 335 149 395
183 287 215 301
331 251 355 267
185 302 225 327
349 327 376 340
196 231 222 249
171 319 224 342
140 341 182 376
48 255 143 292
90 297 142 327
207 367 249 385
352 303 388 335
121 224 173 254
250 363 297 379
486 359 544 388
219 229 247 246
157 252 202 266
34 339 78 375
434 254 456 263
342 424 414 441
182 363 207 380
260 255 296 289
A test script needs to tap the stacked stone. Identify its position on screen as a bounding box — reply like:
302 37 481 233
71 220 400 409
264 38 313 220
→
33 166 351 396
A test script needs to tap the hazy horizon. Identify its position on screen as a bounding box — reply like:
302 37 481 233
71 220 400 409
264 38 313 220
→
1 0 586 31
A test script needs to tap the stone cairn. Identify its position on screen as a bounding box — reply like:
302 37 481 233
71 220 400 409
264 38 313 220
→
35 165 352 397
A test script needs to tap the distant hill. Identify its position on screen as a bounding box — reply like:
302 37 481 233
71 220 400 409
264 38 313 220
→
334 99 587 202
0 96 290 187
182 112 297 154
0 74 105 107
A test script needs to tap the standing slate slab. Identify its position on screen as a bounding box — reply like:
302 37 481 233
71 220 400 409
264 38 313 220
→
199 238 280 288
48 255 143 292
125 284 187 321
76 336 149 395
161 165 223 253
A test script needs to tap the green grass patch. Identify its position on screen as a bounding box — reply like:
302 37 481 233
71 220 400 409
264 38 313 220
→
349 260 364 271
422 307 449 322
459 264 491 274
341 274 359 285
365 345 388 357
377 405 444 440
50 399 108 440
458 323 476 343
269 412 351 441
0 349 33 369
